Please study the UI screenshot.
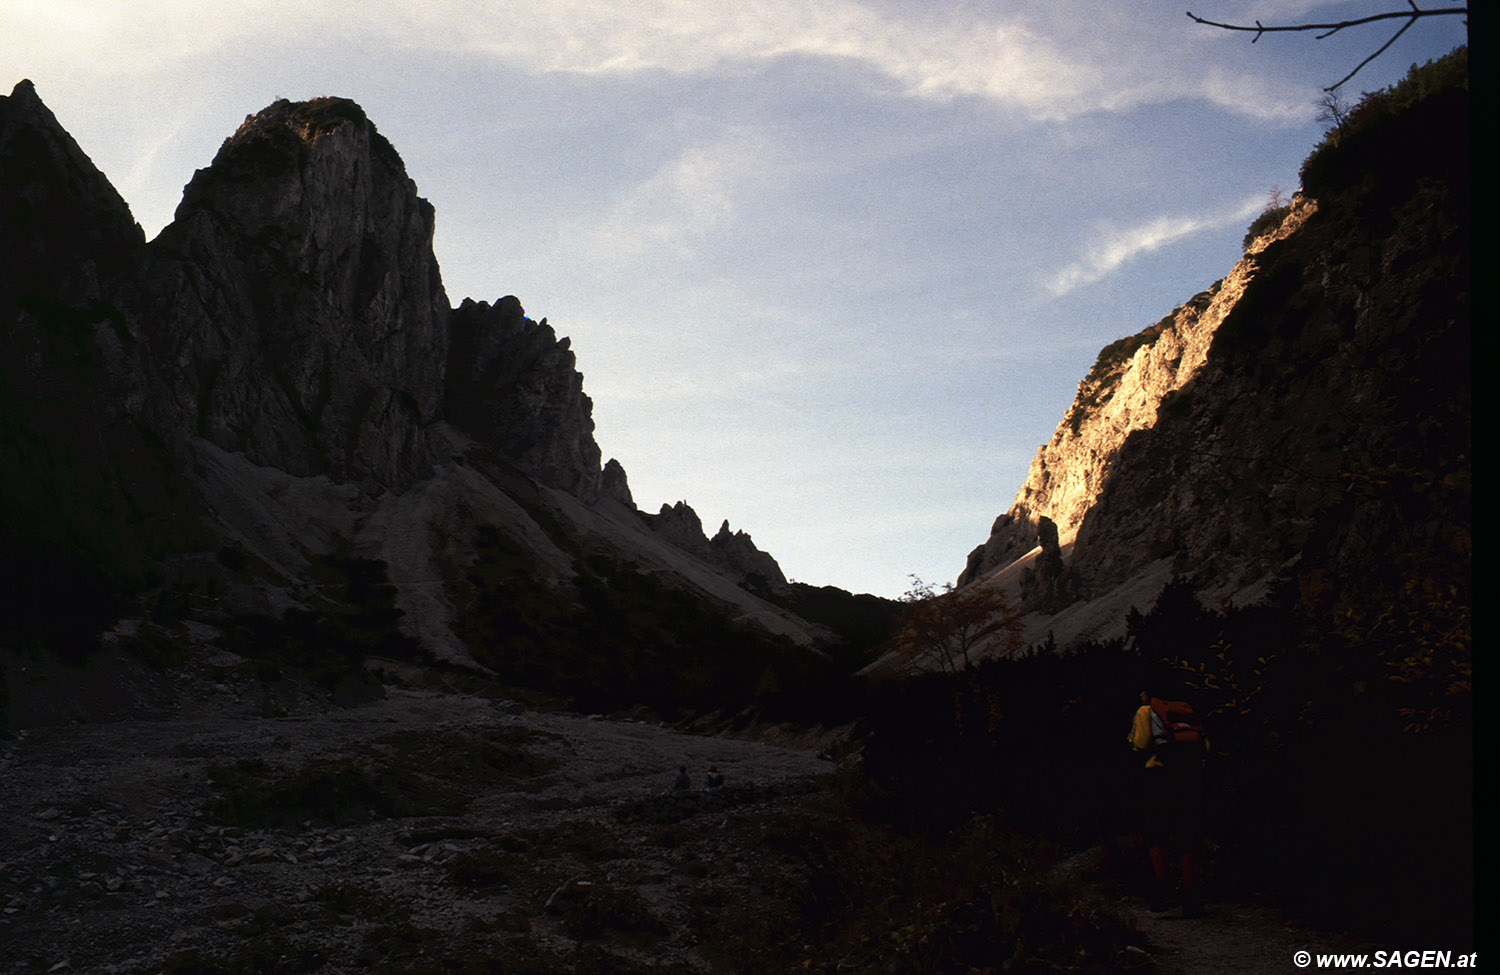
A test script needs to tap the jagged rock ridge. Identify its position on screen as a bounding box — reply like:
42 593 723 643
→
0 82 812 686
646 502 789 594
447 296 624 505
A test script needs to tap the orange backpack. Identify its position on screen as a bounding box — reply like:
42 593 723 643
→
1149 697 1204 748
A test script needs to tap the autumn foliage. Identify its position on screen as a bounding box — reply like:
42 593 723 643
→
886 576 1022 675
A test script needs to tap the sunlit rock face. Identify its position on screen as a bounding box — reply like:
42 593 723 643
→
138 97 449 487
1071 182 1466 608
959 202 1317 593
960 107 1467 652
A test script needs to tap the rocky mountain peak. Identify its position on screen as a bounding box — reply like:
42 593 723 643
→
650 501 712 560
0 80 144 307
140 94 449 485
1 82 191 626
2 81 828 681
179 96 414 238
710 520 790 593
645 502 789 593
232 96 382 146
601 458 634 507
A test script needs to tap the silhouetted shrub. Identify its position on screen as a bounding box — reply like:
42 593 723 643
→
1243 202 1293 249
735 804 1149 974
773 582 902 662
217 555 426 693
1300 48 1467 199
455 525 861 722
855 566 1472 946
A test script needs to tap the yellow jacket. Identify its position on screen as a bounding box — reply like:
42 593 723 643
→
1129 704 1165 768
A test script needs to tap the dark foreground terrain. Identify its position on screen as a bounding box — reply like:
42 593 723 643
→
5 669 1398 972
0 651 1402 975
0 655 838 974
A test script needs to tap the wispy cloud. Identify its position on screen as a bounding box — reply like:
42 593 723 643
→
425 1 1309 123
2 0 1315 125
1 0 341 71
580 128 764 261
1045 195 1265 296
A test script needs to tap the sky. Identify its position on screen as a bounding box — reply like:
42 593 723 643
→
4 2 1468 597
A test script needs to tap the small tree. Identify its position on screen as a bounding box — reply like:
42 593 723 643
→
1316 91 1353 135
889 576 1023 674
1242 189 1295 250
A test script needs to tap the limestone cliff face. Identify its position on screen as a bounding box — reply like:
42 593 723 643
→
138 97 449 487
958 86 1468 652
959 201 1316 589
1071 176 1466 612
2 84 818 672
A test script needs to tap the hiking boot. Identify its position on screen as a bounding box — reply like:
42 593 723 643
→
1148 878 1178 913
1180 888 1204 919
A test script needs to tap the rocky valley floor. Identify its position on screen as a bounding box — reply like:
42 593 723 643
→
0 659 842 975
0 655 1404 975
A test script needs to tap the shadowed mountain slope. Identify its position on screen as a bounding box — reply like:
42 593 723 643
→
1 83 827 718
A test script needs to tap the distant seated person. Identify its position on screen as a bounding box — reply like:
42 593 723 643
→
705 765 724 789
673 765 691 791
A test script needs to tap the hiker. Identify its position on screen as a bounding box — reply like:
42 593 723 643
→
1129 689 1208 918
672 765 691 791
705 765 724 789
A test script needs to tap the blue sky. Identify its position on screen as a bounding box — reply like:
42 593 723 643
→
4 2 1468 597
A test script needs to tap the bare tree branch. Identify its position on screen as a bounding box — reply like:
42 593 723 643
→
1187 4 1468 89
